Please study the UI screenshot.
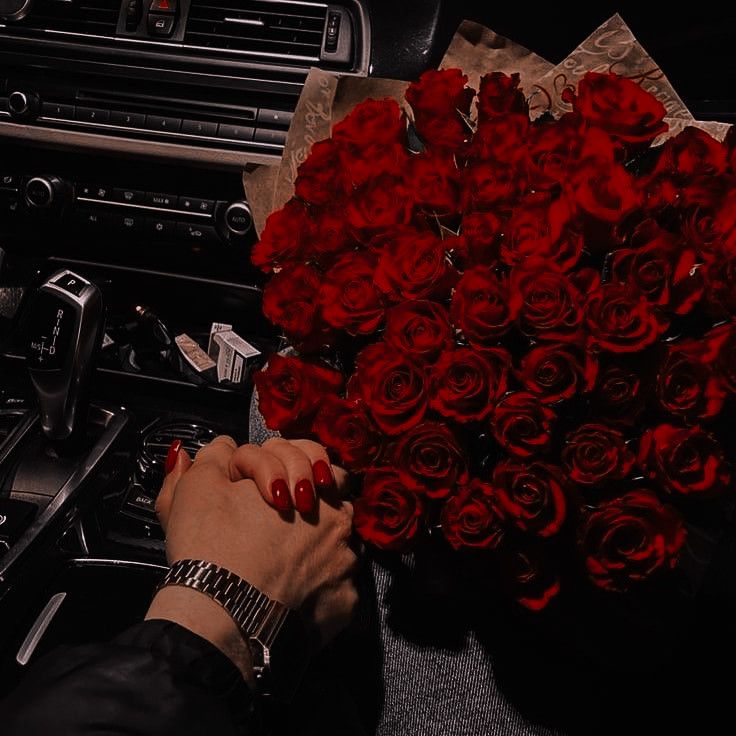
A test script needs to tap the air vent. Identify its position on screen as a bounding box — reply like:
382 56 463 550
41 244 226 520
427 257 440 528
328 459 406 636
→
185 0 327 62
10 0 120 37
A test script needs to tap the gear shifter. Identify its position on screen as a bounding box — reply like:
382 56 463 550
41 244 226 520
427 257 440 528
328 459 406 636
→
24 270 104 444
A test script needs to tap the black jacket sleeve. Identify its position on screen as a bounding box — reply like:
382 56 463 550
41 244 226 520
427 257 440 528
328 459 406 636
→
0 619 256 736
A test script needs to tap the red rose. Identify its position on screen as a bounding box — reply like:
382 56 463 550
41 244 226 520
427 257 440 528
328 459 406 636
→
652 125 728 178
609 219 703 315
251 198 312 273
577 489 686 593
501 194 582 272
374 229 457 302
313 396 383 471
493 461 567 538
462 161 523 209
657 340 726 421
429 347 510 422
707 321 736 394
346 173 413 242
517 342 597 404
572 160 642 224
511 263 585 340
389 421 469 499
354 468 425 551
638 423 731 498
262 264 321 342
384 299 453 365
701 245 736 317
681 207 722 261
450 267 518 347
307 207 355 265
591 363 644 425
407 151 461 216
341 142 409 189
467 114 529 165
567 72 668 147
477 72 528 120
441 479 505 550
405 68 474 151
350 343 428 435
457 211 504 265
562 423 635 486
253 354 344 433
491 391 556 458
318 251 384 336
502 547 561 611
332 97 406 148
585 283 668 353
294 138 351 206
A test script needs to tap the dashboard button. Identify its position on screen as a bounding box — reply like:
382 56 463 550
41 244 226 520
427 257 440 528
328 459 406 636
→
177 221 219 244
181 119 218 137
217 123 254 142
0 174 19 189
77 184 112 201
110 110 146 128
0 197 20 216
113 188 145 205
110 212 146 233
179 196 214 215
53 272 87 297
41 102 75 119
146 192 178 208
75 106 110 124
253 128 288 146
145 115 182 133
257 108 294 127
150 0 177 12
224 201 253 235
74 210 107 228
149 217 175 238
148 13 175 36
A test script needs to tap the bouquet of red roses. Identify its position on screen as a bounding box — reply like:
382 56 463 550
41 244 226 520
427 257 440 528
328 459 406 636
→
251 67 736 611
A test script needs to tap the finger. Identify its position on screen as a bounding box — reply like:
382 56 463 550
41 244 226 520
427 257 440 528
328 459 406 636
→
192 435 237 473
287 440 336 496
262 437 316 515
156 445 193 533
228 443 293 512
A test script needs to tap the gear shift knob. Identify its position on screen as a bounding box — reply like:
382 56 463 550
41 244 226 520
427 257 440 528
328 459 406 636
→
24 270 103 443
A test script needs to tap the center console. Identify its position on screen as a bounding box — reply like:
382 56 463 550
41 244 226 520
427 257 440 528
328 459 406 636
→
0 0 370 695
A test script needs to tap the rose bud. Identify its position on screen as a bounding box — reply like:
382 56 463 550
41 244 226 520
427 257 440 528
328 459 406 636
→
313 396 383 472
701 247 736 318
562 423 635 486
638 423 731 498
253 354 344 433
565 71 668 149
462 161 523 210
332 97 407 148
458 210 505 266
384 299 454 366
350 343 428 435
294 138 351 206
657 341 726 421
572 160 642 231
577 489 686 593
407 151 462 217
450 267 519 347
501 546 561 612
476 71 528 121
346 173 413 242
318 251 384 336
251 198 313 273
309 207 355 266
591 362 644 425
491 391 556 458
441 479 505 550
652 125 728 178
262 263 322 342
430 347 510 423
389 421 469 499
493 461 568 538
585 283 668 353
517 342 597 404
354 468 425 551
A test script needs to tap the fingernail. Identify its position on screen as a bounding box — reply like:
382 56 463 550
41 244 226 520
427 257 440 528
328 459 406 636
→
312 461 335 492
294 479 316 514
271 479 293 511
165 439 182 475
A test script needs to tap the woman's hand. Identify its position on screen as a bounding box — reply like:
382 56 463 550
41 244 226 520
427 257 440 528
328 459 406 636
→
148 435 359 680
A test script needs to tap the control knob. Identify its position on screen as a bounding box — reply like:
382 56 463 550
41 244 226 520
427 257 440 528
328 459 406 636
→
8 89 40 121
23 175 72 212
217 200 253 242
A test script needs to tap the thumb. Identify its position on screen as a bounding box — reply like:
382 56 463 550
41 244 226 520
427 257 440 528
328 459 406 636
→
155 441 193 533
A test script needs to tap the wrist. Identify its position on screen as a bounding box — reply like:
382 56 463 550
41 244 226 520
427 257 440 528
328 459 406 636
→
146 585 255 686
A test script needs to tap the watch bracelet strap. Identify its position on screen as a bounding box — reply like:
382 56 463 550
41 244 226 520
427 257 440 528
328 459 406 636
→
156 559 316 702
156 559 290 648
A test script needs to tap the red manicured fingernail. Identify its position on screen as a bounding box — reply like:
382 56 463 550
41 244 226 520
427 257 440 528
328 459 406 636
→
164 439 182 474
312 461 334 492
294 479 316 514
271 479 292 511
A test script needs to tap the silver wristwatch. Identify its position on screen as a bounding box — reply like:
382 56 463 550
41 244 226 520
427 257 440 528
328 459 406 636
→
157 559 315 700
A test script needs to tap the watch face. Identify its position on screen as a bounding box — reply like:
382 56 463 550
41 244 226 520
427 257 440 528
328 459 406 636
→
25 292 75 371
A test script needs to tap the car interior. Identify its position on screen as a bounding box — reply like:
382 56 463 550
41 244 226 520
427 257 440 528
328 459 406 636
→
0 0 735 709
